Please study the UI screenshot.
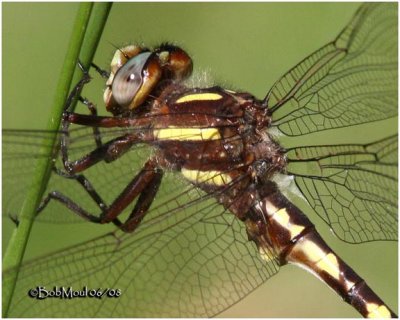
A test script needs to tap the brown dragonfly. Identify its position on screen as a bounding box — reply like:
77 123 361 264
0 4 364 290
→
3 3 397 317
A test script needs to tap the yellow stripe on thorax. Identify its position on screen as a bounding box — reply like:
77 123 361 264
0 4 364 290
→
154 126 221 141
176 93 223 103
181 168 231 186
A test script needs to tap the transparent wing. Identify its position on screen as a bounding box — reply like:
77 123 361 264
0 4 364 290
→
286 135 398 243
263 2 398 243
3 127 279 317
265 3 397 136
4 3 397 317
3 127 148 223
4 167 279 317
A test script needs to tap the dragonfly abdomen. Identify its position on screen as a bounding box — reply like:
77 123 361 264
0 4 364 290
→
250 184 396 318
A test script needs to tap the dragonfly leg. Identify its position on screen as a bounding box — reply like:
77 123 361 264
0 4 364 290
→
36 190 110 225
91 62 110 78
61 69 149 174
118 167 163 232
78 96 102 148
8 213 20 227
62 112 155 128
98 158 163 226
53 168 108 210
63 60 106 116
63 70 91 113
68 68 108 150
76 60 109 79
36 168 110 223
61 87 154 174
61 132 143 174
37 158 163 232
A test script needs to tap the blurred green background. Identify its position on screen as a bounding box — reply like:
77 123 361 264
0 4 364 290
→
3 2 397 317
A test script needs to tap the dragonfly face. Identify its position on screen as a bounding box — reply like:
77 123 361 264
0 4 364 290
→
3 2 396 318
104 44 193 114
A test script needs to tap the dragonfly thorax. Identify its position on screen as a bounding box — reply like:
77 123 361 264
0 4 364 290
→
148 84 286 195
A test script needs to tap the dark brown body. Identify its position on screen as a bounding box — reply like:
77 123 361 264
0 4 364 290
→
150 84 285 191
39 4 397 315
149 84 396 318
64 82 396 318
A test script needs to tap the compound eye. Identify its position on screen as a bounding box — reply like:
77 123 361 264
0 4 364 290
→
112 51 152 106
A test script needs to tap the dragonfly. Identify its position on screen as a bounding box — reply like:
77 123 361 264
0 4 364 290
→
3 3 397 318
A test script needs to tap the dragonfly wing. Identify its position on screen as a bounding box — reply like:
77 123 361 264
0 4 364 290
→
3 127 154 223
263 2 398 243
265 3 397 136
2 129 64 221
286 135 398 243
5 169 279 317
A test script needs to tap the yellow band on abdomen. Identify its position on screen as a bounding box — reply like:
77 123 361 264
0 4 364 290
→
366 304 391 318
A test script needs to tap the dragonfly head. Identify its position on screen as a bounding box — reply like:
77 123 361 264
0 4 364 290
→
104 44 193 115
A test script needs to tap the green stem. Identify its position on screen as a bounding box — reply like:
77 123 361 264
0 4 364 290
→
70 2 113 108
2 3 112 317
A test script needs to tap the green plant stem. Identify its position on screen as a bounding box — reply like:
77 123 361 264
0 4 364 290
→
2 3 112 317
70 3 113 108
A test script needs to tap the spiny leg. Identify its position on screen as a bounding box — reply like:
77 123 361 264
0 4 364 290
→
36 167 110 223
62 130 142 174
97 158 162 224
76 60 109 79
60 93 154 174
66 62 105 152
78 96 102 148
63 60 109 151
61 64 153 174
53 168 107 210
91 62 110 79
37 158 163 232
60 65 153 175
8 65 95 226
33 61 157 228
119 167 163 232
41 61 159 229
